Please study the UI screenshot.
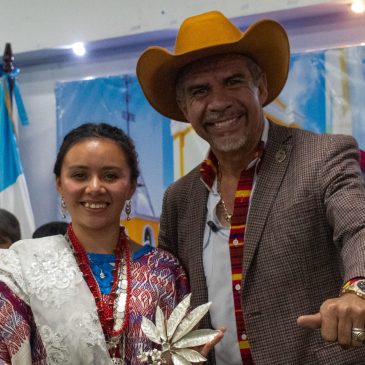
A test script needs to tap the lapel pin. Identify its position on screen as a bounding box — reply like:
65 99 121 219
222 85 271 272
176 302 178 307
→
275 148 286 163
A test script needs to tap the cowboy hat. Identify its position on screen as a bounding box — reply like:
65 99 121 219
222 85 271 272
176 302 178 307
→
137 10 290 122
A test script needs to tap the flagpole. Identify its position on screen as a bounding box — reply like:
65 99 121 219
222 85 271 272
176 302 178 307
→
3 43 14 108
1 43 36 239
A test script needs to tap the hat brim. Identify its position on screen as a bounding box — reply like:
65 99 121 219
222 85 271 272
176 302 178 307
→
137 19 290 122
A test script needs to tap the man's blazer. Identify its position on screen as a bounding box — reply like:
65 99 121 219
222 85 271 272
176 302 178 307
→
159 122 365 364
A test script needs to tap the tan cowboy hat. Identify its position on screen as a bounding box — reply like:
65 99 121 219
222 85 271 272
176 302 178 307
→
137 10 290 122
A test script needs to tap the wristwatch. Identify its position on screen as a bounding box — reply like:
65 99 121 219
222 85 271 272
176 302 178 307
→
341 280 365 300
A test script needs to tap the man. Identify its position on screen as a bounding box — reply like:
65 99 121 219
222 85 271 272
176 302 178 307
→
136 11 365 364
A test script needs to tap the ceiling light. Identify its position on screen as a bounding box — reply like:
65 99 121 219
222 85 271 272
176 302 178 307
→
351 0 365 13
72 42 86 57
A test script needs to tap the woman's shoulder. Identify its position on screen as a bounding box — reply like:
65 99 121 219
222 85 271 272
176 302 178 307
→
133 245 180 263
132 245 186 277
11 234 68 253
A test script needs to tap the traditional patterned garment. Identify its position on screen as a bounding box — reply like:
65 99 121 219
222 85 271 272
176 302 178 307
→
0 282 47 365
0 235 189 365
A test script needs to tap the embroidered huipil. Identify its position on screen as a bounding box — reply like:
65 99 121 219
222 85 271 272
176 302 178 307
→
0 236 189 365
201 119 268 365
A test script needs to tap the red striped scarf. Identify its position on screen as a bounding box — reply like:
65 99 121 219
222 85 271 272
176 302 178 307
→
200 150 259 364
229 166 255 364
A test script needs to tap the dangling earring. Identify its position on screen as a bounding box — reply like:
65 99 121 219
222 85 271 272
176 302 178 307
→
125 200 132 221
61 197 67 219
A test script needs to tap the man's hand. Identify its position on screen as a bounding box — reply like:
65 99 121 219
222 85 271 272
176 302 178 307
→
297 293 365 346
165 328 225 365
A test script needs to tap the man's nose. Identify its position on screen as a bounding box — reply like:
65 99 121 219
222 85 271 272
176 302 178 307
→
207 88 233 113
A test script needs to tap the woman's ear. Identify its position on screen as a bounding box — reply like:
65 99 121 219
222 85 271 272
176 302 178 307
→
55 177 62 194
128 182 137 200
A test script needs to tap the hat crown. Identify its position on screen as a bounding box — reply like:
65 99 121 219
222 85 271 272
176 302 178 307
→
175 11 243 55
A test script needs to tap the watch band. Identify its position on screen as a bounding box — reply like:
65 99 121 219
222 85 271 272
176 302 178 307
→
341 279 365 300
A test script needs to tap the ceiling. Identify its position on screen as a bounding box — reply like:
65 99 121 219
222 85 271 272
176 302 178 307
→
4 1 364 68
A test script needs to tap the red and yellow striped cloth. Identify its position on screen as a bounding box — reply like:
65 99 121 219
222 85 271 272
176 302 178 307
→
200 150 255 364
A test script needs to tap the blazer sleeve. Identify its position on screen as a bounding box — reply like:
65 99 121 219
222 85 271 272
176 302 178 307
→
320 134 365 280
159 184 178 256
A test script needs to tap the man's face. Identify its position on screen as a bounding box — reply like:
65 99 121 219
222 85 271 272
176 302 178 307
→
177 54 268 155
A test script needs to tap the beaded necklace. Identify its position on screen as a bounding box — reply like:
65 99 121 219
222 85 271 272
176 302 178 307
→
66 224 131 363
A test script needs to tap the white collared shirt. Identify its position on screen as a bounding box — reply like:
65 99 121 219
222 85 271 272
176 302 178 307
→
202 119 269 364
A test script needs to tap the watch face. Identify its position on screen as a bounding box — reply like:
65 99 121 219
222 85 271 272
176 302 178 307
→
357 280 365 292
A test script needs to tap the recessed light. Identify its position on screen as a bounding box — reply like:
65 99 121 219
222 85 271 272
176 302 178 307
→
72 42 86 57
351 0 365 14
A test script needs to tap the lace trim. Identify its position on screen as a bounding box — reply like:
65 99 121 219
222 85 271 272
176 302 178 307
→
25 247 83 308
39 311 105 365
0 249 29 303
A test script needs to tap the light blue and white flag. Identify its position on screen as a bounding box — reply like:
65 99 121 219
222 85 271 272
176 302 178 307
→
0 70 35 239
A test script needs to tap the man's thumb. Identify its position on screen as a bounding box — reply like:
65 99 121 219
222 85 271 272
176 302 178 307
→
297 313 321 329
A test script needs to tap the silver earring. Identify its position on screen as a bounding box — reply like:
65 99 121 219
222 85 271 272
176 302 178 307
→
125 200 132 221
61 197 67 219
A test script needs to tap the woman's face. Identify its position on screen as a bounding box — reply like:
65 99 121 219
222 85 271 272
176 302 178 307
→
56 138 135 233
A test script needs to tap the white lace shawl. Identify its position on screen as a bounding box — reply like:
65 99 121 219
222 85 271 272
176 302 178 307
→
0 235 113 365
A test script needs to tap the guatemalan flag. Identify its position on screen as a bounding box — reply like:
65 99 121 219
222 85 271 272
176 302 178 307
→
0 69 35 239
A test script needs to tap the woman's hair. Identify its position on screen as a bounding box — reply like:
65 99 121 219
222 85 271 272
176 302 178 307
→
0 209 21 243
53 123 140 185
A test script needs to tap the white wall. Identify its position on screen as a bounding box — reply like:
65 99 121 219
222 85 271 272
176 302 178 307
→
1 0 347 53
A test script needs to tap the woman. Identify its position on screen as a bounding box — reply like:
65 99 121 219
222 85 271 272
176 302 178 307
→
0 123 220 364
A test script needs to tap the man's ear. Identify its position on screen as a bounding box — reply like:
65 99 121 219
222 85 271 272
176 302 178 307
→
258 73 268 105
177 98 188 120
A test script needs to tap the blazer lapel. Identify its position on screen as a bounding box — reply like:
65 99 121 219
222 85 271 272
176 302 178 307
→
243 122 294 277
184 170 210 308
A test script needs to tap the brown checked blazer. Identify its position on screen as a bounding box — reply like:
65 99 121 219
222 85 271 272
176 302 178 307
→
159 122 365 365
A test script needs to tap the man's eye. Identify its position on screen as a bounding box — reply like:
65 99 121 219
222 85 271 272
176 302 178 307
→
227 78 242 86
104 173 118 181
191 87 207 97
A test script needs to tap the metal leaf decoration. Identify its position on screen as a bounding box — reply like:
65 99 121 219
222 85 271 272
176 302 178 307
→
155 306 167 342
141 316 162 345
138 294 217 365
171 353 192 365
167 294 191 339
174 329 220 348
173 349 207 362
171 302 211 343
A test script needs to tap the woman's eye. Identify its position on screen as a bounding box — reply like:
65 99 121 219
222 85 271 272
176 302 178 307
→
71 172 86 179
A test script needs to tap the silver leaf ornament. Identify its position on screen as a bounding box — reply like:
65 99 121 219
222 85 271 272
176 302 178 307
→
167 294 191 339
171 302 211 343
174 329 220 348
138 294 216 364
141 316 162 345
173 348 207 362
171 353 192 365
155 306 167 342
